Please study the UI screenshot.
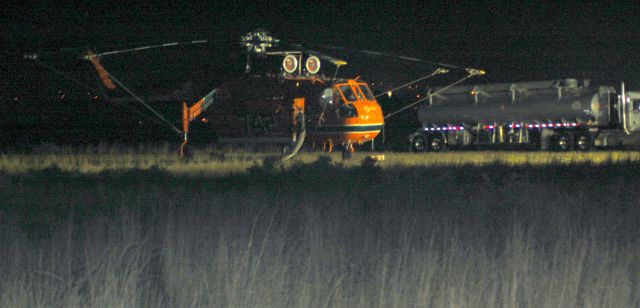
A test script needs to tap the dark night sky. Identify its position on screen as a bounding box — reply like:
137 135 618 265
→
3 1 640 84
2 1 640 146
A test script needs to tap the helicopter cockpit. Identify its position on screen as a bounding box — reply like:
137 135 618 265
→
334 86 358 118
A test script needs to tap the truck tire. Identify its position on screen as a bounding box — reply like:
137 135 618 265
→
575 133 591 151
555 132 574 151
411 135 427 152
429 134 447 152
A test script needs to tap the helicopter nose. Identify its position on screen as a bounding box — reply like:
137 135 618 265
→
366 101 384 122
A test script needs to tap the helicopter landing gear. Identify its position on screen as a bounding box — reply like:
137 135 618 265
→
341 142 354 160
323 139 335 152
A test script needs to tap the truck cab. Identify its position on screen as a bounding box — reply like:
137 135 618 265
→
623 91 640 132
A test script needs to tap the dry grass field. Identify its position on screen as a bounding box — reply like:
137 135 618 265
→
3 144 640 174
0 147 639 307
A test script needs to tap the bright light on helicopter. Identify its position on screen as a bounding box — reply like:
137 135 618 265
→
283 55 298 74
387 91 392 97
305 55 321 74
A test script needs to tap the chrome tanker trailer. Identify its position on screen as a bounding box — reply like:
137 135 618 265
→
409 78 640 151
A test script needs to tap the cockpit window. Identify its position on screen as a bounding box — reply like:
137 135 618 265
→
358 84 375 100
337 104 358 118
353 86 365 100
320 88 334 107
634 100 640 112
339 85 358 102
333 90 344 105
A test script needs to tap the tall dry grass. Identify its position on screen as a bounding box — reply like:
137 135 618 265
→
3 144 640 175
0 157 639 307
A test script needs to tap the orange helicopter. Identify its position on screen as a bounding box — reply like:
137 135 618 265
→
85 30 384 159
27 29 482 159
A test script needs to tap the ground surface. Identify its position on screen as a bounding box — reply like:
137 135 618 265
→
1 149 638 307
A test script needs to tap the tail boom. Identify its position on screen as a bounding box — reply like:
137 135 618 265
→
85 52 117 90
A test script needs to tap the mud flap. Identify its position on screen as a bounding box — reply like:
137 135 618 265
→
540 128 554 150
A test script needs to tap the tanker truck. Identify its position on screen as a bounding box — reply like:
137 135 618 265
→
409 78 640 151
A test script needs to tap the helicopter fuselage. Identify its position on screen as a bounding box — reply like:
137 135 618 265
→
194 75 383 149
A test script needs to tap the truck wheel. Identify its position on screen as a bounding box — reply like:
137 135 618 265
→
411 135 427 152
556 132 574 151
429 134 447 152
575 134 591 151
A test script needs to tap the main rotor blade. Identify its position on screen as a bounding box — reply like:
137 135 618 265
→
304 43 479 71
284 42 348 66
384 70 482 119
23 38 231 62
88 39 226 58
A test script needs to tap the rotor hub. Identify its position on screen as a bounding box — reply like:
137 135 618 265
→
241 30 279 54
